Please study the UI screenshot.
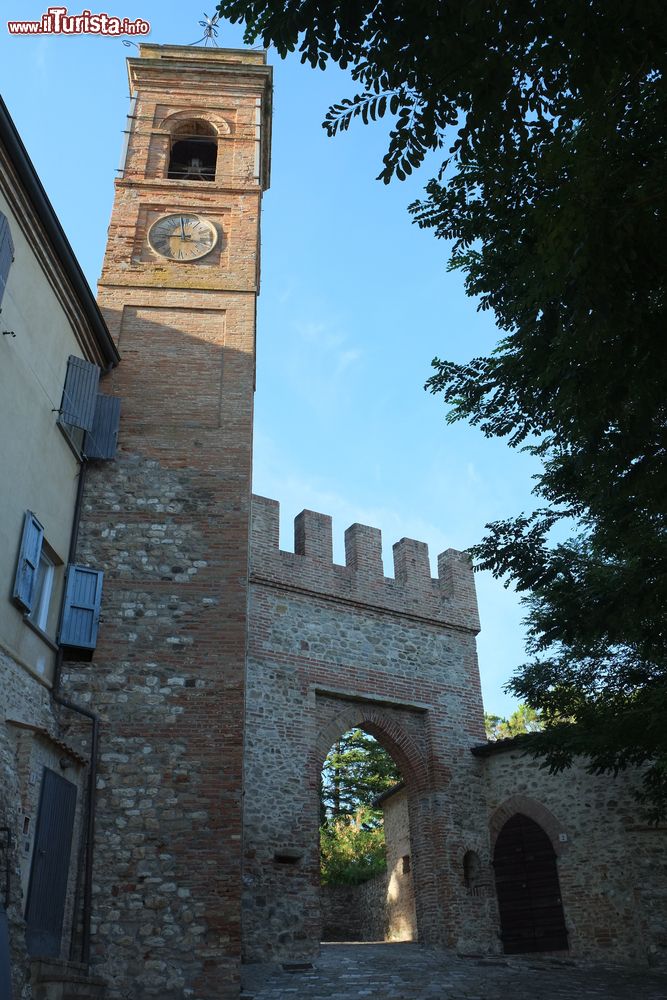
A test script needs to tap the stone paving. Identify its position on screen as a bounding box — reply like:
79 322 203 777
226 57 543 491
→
242 942 667 1000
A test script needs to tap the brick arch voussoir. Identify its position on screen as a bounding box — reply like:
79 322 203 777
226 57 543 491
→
315 702 428 795
159 108 231 136
489 794 569 857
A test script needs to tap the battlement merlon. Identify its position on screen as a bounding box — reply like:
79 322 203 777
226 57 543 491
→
250 495 480 634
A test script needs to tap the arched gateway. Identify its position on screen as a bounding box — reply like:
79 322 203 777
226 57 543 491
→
242 496 493 962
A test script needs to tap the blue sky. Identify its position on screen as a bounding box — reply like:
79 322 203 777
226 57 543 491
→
2 2 541 716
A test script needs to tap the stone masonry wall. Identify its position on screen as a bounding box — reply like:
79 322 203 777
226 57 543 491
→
482 745 667 967
320 886 363 942
356 874 390 942
382 787 418 941
243 495 493 963
320 869 406 945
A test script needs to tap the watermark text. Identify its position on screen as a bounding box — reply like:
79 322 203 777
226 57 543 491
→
7 7 150 36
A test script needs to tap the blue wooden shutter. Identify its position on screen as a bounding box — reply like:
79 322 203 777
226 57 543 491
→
84 393 121 459
59 565 103 651
0 211 14 308
13 511 44 613
60 356 100 431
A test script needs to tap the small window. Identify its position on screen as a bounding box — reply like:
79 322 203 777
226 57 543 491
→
12 511 103 653
402 854 411 875
28 548 55 632
168 121 217 181
13 512 62 638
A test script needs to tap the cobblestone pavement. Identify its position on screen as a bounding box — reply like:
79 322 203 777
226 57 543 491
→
242 942 667 1000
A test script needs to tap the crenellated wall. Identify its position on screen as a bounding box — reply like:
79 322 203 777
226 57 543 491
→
243 495 493 963
249 495 480 635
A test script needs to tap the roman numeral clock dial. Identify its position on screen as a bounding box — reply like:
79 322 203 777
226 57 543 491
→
148 213 218 262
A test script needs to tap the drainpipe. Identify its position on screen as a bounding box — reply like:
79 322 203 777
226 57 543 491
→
52 461 99 969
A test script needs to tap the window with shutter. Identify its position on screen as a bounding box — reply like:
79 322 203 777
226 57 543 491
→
84 394 121 460
59 565 104 657
58 357 121 461
12 511 44 613
58 355 101 454
0 211 15 308
12 513 63 639
28 548 55 631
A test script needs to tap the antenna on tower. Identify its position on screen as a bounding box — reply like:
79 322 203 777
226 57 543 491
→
190 12 221 46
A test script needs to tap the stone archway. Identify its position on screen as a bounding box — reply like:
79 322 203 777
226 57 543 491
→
489 795 569 858
314 697 431 946
314 698 429 795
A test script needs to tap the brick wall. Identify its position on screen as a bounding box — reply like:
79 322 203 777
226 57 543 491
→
60 45 271 1000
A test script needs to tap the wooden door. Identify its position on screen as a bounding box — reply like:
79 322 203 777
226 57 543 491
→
493 812 568 954
25 769 77 957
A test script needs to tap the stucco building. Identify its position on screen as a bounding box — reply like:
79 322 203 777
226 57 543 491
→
0 42 665 1000
0 94 119 998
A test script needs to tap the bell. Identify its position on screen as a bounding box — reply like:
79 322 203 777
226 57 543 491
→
183 156 207 181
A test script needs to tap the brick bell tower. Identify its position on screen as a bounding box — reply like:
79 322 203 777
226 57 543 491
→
62 46 272 999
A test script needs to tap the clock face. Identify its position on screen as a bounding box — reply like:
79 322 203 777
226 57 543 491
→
148 213 218 261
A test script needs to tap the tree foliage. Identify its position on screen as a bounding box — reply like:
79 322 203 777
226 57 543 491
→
218 0 667 816
321 728 401 819
485 704 542 741
320 729 400 884
320 806 388 885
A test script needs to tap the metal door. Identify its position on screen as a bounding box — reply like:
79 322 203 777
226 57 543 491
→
25 768 77 957
493 812 568 954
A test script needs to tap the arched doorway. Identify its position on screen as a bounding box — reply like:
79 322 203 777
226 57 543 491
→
319 726 417 943
493 813 568 954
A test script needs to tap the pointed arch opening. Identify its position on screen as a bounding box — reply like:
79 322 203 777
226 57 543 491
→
493 813 568 954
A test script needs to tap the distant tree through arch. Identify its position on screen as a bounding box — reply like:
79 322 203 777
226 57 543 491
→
320 727 400 885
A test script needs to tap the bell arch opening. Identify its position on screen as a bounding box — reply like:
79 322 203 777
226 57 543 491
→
493 812 568 954
167 120 218 181
318 725 418 944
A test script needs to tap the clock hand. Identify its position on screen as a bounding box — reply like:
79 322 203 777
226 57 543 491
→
180 216 186 240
